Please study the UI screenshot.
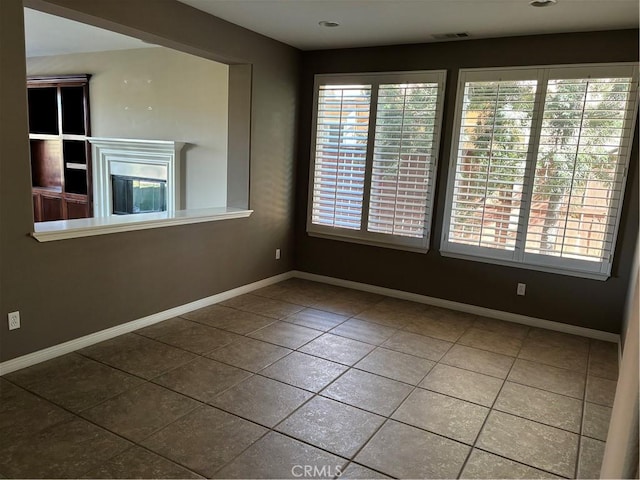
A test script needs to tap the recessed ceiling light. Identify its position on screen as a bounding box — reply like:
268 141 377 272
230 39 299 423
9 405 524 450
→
318 20 340 28
530 0 557 6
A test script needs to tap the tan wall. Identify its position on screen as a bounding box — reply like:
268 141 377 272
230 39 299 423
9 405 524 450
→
27 47 229 209
0 0 300 362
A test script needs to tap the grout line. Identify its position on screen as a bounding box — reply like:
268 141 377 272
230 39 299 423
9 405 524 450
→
90 405 210 478
204 367 360 476
193 286 386 474
575 340 593 479
468 447 571 479
349 346 435 387
455 352 512 477
452 330 581 480
74 349 189 384
192 305 429 477
81 442 205 479
2 375 207 479
334 460 397 479
494 376 584 402
325 335 462 477
504 375 587 402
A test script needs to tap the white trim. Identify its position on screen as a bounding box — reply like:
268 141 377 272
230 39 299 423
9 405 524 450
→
293 270 620 342
32 207 253 242
308 230 428 254
456 62 638 77
440 250 609 281
1 269 621 375
0 271 294 376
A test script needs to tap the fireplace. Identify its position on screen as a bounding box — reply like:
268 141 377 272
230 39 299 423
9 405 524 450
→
89 138 184 217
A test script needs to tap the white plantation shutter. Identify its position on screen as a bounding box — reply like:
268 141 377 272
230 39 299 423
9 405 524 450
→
311 85 371 230
368 83 440 238
308 72 447 251
442 64 638 279
448 79 537 251
524 76 635 264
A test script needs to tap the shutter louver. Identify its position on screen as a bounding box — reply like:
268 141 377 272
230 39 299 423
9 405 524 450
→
449 80 537 250
367 83 440 238
311 85 371 230
525 77 634 262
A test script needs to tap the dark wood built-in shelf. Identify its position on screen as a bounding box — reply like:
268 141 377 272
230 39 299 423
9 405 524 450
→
28 74 92 222
30 139 62 190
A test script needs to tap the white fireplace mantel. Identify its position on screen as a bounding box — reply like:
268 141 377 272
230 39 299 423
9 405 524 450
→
89 137 184 217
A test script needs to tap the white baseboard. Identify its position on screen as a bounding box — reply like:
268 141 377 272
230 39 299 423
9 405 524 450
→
1 268 620 376
0 271 294 376
292 270 620 343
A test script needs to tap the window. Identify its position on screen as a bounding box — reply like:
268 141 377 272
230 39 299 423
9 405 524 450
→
308 71 447 251
442 64 638 279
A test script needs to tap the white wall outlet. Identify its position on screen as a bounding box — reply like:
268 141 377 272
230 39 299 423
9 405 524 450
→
8 311 20 330
517 283 526 296
275 248 281 260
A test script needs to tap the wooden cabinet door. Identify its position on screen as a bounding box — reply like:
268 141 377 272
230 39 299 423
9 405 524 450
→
40 194 63 221
32 192 42 222
64 197 89 219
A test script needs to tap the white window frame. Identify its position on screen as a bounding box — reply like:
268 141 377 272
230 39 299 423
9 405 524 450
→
441 63 639 280
307 71 447 252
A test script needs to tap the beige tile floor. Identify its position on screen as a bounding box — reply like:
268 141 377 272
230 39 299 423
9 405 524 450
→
0 278 618 479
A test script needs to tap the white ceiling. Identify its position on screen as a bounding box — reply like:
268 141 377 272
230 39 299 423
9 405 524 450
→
24 8 154 58
179 0 639 50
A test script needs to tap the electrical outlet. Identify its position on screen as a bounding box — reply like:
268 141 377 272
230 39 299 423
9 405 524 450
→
275 248 281 260
8 311 20 330
517 283 526 296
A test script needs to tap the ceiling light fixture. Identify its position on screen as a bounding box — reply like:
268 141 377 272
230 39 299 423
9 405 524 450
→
530 0 557 6
318 20 340 28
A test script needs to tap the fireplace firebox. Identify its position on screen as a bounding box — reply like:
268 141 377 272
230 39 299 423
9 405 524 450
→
111 175 167 215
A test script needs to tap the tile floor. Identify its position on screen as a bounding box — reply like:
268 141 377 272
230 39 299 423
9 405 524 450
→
0 278 618 479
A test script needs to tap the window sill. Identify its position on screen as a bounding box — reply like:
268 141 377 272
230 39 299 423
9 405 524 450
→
440 249 610 281
32 207 253 242
308 230 429 253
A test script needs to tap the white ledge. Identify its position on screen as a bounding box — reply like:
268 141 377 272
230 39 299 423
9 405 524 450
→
32 207 253 242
